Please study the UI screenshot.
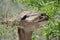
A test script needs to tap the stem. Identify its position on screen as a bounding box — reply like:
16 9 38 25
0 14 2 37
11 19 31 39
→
46 35 49 40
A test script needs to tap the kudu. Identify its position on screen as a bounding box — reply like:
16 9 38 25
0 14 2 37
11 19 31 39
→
14 10 49 40
0 10 48 40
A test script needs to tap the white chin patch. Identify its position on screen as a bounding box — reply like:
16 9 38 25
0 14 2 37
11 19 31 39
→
39 21 48 25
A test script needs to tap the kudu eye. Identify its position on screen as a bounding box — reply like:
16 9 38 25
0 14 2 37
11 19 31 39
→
21 15 28 20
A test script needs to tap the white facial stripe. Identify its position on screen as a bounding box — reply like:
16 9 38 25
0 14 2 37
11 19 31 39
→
25 15 38 22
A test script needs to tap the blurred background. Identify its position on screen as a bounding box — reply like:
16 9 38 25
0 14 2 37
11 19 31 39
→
0 0 60 40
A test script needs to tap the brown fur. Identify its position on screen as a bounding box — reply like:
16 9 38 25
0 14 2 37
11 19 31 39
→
18 20 40 40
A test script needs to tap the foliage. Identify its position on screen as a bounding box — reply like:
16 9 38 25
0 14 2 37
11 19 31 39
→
0 24 17 40
0 0 60 40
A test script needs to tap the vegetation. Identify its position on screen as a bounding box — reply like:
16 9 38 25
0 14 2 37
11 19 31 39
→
0 0 60 40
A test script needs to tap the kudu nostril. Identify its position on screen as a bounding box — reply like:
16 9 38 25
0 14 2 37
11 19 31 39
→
46 15 49 20
38 13 49 22
41 13 49 20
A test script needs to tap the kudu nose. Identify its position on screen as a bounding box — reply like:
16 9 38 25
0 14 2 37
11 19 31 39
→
38 13 49 22
40 13 49 20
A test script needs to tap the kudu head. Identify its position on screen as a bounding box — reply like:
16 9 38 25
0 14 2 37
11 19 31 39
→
21 11 49 22
13 10 49 40
19 10 49 32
